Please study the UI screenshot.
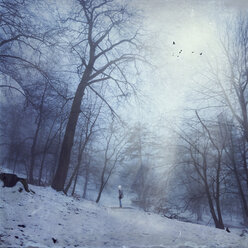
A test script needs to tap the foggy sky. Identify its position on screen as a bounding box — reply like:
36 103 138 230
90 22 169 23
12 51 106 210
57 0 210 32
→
124 0 244 128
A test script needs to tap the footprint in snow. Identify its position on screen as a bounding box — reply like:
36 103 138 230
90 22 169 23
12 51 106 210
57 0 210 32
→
17 225 26 228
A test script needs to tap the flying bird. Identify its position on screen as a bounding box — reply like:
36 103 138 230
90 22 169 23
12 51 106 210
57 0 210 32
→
173 41 175 45
200 52 203 55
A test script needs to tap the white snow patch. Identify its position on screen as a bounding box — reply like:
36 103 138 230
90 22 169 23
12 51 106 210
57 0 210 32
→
0 185 247 248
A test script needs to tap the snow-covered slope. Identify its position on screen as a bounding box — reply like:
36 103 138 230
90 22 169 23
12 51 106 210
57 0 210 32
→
0 184 247 248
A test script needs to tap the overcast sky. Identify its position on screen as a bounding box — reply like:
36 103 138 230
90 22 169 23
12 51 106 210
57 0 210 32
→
122 0 246 128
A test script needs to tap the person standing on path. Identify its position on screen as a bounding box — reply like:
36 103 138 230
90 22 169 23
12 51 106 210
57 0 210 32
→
118 185 123 208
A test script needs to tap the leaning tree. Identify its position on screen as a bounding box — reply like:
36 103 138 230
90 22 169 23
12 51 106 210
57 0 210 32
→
52 0 143 191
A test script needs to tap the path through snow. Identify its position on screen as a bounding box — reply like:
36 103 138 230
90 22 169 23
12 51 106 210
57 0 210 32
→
0 185 247 248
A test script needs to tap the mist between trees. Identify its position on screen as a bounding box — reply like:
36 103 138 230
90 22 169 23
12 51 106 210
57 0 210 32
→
0 0 248 230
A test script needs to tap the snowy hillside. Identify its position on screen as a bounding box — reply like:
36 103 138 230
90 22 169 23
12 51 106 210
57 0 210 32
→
0 184 247 248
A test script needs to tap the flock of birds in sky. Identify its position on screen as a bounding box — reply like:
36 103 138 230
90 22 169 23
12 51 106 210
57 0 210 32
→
172 41 202 57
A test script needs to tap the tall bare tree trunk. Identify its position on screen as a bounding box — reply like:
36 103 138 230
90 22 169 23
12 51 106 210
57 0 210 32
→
51 82 86 191
29 82 48 184
233 156 248 224
82 161 90 199
12 152 19 174
96 185 104 203
228 132 248 224
50 115 65 183
204 180 224 229
64 160 81 195
215 157 224 229
96 162 106 203
64 129 88 194
29 116 42 184
38 114 60 185
71 167 79 196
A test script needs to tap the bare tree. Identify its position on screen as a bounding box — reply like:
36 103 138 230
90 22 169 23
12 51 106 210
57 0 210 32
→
64 98 102 195
223 119 248 225
213 15 248 143
176 112 227 229
38 100 69 186
0 0 53 101
201 14 248 225
52 0 143 191
82 153 91 199
0 0 72 183
123 122 160 209
95 119 127 203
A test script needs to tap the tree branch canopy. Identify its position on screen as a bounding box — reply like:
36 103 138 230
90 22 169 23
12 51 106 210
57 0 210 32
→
52 0 143 191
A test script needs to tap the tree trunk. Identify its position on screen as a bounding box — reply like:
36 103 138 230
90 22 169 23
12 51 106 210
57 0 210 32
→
38 114 60 185
230 138 248 222
96 162 106 203
234 162 248 219
71 167 79 196
96 185 104 203
82 162 90 199
49 116 65 184
29 82 48 184
239 92 248 142
196 206 203 222
38 146 48 185
205 186 221 228
64 162 80 195
29 116 42 184
51 82 86 191
215 157 224 229
38 159 44 185
64 137 85 194
12 152 19 174
204 176 224 229
242 147 248 191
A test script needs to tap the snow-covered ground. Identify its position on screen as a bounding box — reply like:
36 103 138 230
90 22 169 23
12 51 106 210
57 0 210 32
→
0 183 247 248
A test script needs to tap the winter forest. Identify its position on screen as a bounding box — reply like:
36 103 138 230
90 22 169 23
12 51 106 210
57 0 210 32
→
1 0 248 247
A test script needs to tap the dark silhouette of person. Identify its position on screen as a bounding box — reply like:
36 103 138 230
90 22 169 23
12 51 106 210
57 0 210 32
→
118 185 123 208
